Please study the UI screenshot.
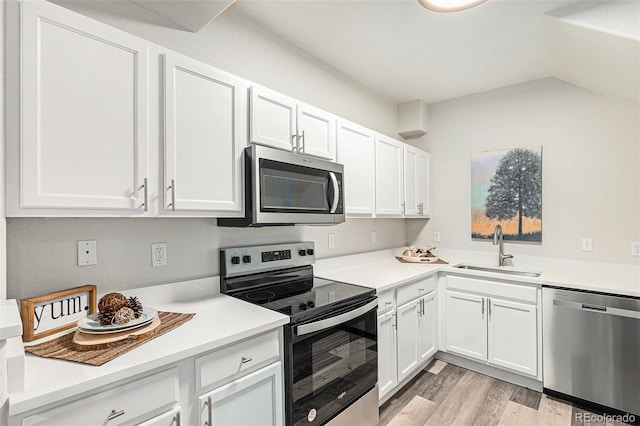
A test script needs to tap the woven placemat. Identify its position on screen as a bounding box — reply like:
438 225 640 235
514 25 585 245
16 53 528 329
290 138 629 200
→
395 256 449 264
24 312 195 366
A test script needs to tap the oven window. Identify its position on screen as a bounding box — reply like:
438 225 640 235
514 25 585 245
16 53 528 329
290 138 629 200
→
259 159 330 212
291 308 377 426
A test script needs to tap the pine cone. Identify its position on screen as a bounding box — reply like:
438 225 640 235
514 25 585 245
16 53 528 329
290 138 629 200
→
126 296 144 319
98 309 116 325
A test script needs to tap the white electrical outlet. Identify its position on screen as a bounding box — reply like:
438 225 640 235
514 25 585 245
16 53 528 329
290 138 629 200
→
581 237 593 252
433 231 441 242
632 242 640 256
371 231 377 244
151 243 167 266
328 233 335 249
77 240 97 266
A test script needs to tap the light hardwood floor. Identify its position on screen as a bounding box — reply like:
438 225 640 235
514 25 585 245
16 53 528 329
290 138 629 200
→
379 360 634 425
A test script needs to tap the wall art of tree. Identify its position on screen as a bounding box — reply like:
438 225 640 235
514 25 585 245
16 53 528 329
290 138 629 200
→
471 147 542 242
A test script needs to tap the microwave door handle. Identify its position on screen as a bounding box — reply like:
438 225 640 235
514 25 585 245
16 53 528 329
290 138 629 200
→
329 172 339 213
295 300 377 336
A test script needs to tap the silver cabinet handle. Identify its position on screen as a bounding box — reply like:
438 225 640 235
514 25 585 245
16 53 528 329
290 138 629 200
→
107 409 125 421
385 301 392 305
204 397 212 426
138 178 148 211
292 134 299 152
241 356 252 364
329 172 339 213
421 298 425 315
401 201 405 215
482 298 485 319
488 298 492 319
167 179 176 211
174 412 181 426
298 130 306 153
391 312 397 329
419 288 425 292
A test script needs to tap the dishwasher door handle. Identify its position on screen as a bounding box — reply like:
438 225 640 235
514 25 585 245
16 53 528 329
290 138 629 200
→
553 299 640 320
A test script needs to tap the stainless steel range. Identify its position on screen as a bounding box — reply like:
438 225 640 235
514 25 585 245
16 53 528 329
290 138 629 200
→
220 242 379 426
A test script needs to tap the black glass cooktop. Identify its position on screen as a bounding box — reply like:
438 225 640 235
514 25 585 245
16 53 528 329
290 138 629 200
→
228 272 375 323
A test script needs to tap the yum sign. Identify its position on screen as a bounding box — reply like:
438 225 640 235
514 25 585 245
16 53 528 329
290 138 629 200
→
20 285 97 342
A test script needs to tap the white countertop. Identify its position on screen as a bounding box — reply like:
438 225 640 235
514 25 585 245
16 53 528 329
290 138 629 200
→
315 248 640 297
1 299 23 341
8 277 289 416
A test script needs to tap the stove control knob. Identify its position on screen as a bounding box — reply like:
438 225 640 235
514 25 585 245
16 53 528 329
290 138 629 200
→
231 256 240 265
299 303 308 311
298 250 307 256
307 301 315 308
242 255 251 263
306 249 314 256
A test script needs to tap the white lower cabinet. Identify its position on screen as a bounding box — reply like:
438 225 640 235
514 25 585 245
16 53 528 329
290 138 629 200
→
21 369 179 426
397 292 437 383
137 407 181 426
377 310 398 401
198 362 283 426
444 275 539 377
377 280 437 404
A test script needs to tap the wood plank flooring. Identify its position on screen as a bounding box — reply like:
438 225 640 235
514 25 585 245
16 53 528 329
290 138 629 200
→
379 360 634 425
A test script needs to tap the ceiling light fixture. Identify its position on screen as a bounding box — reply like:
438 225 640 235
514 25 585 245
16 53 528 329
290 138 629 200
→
417 0 487 13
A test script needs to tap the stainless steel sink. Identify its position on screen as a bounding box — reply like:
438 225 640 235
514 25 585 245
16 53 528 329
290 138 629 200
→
454 264 541 278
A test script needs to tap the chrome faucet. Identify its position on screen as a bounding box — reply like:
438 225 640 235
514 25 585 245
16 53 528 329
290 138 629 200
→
492 224 513 266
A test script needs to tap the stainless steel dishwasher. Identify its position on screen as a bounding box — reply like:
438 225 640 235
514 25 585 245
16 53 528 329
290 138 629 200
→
543 287 640 416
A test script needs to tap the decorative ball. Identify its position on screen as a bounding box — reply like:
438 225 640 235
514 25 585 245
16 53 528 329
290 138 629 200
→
98 292 127 313
113 307 136 325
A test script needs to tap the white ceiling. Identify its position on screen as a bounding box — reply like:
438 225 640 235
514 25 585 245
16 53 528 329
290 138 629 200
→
233 0 640 105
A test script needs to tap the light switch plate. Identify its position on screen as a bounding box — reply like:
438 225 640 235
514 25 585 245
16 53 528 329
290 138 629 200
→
371 231 377 244
78 240 97 266
632 242 640 256
434 231 441 242
581 237 593 252
328 233 335 249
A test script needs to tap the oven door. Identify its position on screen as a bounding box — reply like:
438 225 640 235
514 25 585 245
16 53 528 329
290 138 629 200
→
287 299 377 426
251 145 344 225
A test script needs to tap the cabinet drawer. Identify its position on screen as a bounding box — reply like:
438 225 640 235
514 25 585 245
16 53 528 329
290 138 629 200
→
377 291 395 313
446 275 537 304
396 276 436 306
196 331 279 391
23 368 179 426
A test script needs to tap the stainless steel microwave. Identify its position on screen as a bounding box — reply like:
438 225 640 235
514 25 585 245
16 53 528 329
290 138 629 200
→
218 145 345 227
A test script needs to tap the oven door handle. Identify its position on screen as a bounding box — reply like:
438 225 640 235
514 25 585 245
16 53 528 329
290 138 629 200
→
329 172 339 214
295 300 377 336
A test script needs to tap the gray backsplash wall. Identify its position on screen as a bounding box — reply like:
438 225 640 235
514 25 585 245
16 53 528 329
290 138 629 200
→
7 218 411 300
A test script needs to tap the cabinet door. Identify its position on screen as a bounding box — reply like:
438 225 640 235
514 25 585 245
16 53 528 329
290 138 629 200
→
445 290 487 361
396 300 420 383
199 362 283 426
164 54 245 213
488 298 537 376
416 151 431 217
336 120 375 215
297 103 336 160
249 86 296 151
403 146 419 216
136 407 181 426
418 292 437 362
377 311 398 401
21 0 148 211
375 135 404 216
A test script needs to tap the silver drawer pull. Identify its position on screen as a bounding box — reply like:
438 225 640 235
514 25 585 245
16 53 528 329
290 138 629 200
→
241 356 253 364
419 288 425 292
107 409 125 421
385 301 392 305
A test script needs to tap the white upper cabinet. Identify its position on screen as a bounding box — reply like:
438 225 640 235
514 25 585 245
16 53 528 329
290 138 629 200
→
375 135 404 216
336 120 375 216
404 145 431 218
18 0 149 212
249 86 336 160
249 86 297 152
163 53 245 213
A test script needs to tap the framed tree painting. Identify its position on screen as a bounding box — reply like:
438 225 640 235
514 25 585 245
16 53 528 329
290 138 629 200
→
471 147 542 242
